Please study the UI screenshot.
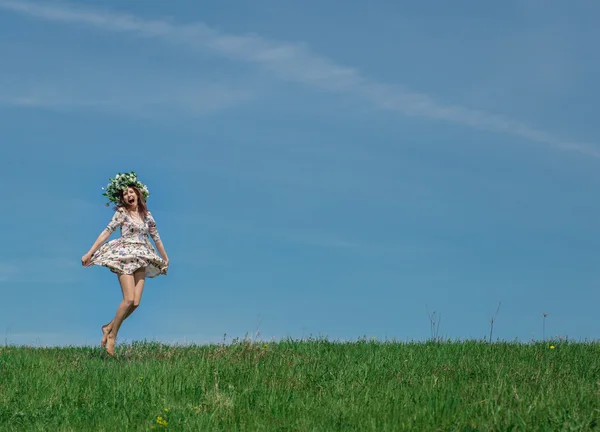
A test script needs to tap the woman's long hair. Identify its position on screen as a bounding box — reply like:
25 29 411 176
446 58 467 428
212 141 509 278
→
115 185 148 220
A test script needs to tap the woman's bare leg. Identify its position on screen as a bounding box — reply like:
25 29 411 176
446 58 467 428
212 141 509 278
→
132 267 146 309
101 268 147 347
101 323 111 347
105 273 136 356
101 303 135 347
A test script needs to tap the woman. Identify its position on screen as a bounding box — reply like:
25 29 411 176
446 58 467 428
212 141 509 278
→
81 172 169 356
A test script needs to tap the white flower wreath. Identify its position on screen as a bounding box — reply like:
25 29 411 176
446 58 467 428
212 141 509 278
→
101 171 150 206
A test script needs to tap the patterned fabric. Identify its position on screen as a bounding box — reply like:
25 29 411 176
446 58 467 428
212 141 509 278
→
90 208 168 278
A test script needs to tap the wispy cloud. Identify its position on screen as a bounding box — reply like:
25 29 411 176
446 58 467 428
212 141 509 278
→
0 81 254 117
169 212 358 250
1 330 96 347
0 258 79 284
0 0 596 156
282 234 359 249
0 263 19 282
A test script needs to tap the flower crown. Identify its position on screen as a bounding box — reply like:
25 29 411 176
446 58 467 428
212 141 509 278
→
101 171 150 206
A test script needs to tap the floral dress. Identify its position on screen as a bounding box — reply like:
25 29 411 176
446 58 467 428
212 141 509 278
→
90 208 168 278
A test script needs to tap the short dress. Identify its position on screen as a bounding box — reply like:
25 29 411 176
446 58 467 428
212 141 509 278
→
90 208 168 278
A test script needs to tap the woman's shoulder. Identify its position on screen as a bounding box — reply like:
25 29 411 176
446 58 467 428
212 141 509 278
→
111 206 126 217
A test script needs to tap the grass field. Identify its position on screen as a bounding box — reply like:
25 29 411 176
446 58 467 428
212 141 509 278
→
1 338 599 431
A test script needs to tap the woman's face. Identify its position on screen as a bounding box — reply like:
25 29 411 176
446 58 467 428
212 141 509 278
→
122 187 138 208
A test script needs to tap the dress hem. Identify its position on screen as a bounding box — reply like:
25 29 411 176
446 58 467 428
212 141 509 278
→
93 262 166 278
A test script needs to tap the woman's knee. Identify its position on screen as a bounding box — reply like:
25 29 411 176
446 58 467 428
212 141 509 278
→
123 298 135 308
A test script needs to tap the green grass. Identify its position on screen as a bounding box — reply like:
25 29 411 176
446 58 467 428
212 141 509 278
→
1 338 599 431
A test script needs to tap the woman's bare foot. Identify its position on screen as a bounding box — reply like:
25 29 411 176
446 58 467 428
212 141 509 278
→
101 325 112 347
106 334 116 357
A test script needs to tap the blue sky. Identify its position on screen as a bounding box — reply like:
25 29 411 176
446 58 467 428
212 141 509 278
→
1 0 600 346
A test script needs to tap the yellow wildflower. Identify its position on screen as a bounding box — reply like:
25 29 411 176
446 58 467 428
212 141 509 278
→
550 345 555 349
164 408 169 413
156 415 168 427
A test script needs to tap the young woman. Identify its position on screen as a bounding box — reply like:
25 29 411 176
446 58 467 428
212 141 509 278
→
81 172 169 356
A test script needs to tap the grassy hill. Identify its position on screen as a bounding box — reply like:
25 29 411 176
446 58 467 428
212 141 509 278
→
1 339 598 431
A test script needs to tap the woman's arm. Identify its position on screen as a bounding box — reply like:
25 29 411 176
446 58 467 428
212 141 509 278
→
82 209 124 266
87 230 111 256
154 240 169 264
147 211 169 264
81 230 111 266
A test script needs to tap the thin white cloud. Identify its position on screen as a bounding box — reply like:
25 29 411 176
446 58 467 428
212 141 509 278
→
0 83 254 117
0 258 79 283
0 263 19 282
283 234 359 249
0 0 596 156
169 212 358 250
3 331 89 347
